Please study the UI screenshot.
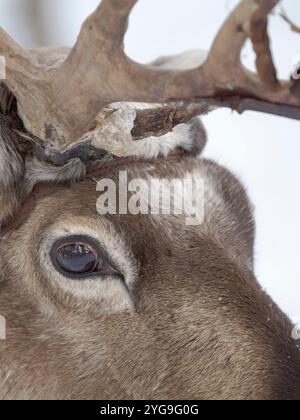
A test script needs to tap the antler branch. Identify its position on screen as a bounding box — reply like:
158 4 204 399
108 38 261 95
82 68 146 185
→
280 7 300 33
0 0 299 155
0 28 49 129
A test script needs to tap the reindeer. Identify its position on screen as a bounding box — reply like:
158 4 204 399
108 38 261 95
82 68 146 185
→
0 0 300 400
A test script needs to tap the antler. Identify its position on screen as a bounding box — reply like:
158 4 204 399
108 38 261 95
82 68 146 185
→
0 0 299 155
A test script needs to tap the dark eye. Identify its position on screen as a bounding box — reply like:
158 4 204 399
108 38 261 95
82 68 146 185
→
56 242 98 274
51 237 120 279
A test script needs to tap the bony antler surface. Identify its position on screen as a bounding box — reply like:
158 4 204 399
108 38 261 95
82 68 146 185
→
0 0 299 155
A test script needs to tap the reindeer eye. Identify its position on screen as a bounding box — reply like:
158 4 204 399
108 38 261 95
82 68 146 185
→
51 237 120 279
56 242 98 274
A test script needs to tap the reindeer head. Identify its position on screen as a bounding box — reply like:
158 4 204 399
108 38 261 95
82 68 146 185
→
0 0 300 400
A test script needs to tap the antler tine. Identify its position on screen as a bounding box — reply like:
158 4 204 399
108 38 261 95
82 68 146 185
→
206 0 279 84
87 0 138 47
0 27 48 128
0 27 43 85
46 0 139 146
249 0 279 87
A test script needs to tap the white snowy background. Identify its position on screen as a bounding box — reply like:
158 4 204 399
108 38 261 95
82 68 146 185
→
1 0 300 323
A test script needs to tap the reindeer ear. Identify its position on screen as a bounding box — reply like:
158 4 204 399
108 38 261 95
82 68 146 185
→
0 114 26 225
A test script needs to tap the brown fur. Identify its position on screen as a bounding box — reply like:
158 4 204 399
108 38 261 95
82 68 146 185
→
0 153 300 400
